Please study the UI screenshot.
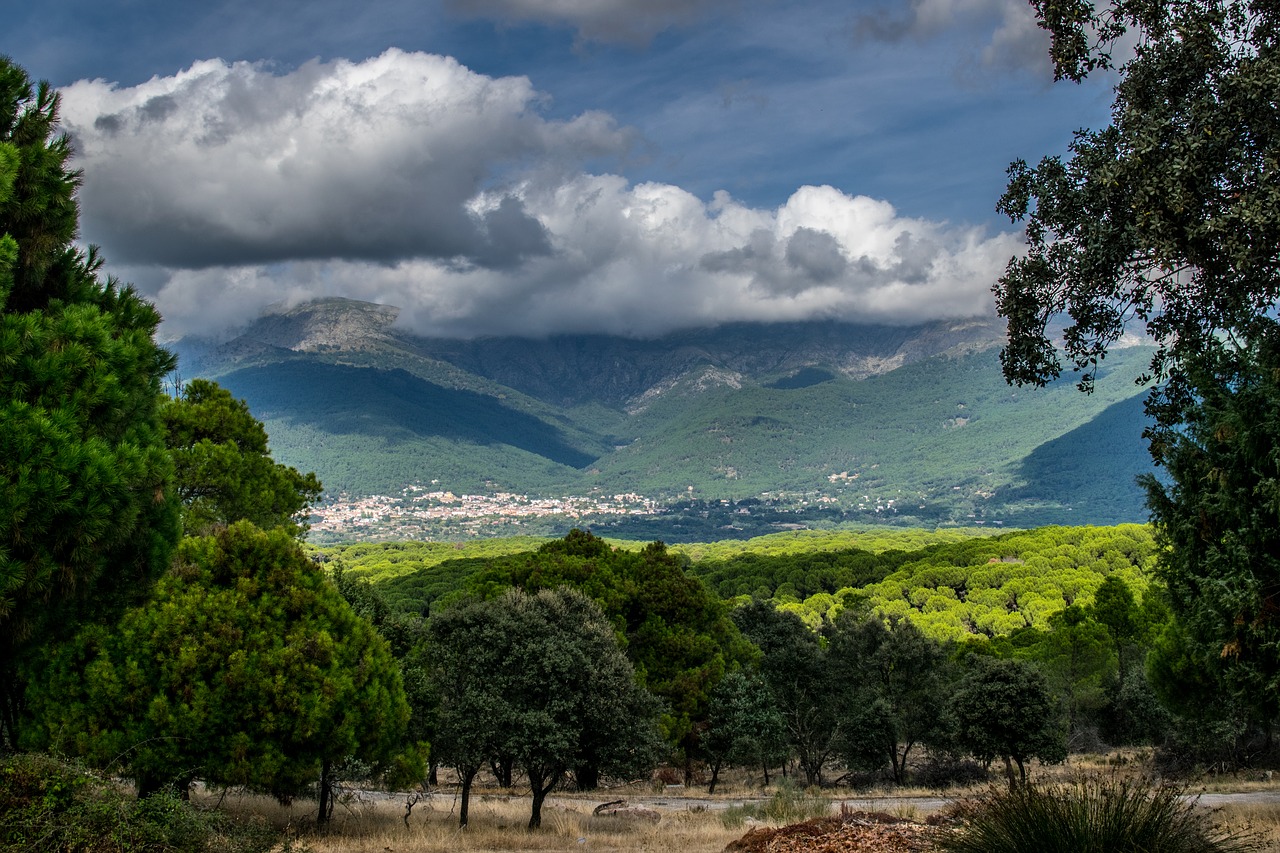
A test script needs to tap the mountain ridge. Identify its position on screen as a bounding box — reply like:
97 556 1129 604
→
172 298 1156 534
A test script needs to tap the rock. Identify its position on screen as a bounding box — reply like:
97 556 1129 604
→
592 800 662 823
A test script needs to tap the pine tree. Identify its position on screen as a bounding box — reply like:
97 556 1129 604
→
0 58 180 749
24 522 418 820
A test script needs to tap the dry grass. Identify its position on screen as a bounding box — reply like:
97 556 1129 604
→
187 753 1280 853
198 788 745 853
1206 802 1280 850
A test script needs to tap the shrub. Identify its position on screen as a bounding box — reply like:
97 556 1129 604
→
938 774 1258 853
912 756 989 790
0 753 282 853
721 781 830 828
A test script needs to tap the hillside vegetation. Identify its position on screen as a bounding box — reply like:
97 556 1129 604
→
328 524 1155 646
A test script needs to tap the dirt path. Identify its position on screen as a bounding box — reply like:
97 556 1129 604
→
541 788 1280 815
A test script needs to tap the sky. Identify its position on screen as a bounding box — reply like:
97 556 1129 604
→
7 0 1117 340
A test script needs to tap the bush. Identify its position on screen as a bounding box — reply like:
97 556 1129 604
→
938 774 1258 853
0 753 282 853
912 756 989 790
721 781 830 828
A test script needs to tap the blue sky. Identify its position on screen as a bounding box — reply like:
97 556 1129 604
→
7 0 1115 339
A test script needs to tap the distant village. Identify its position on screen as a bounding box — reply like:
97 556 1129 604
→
306 479 937 542
309 484 661 541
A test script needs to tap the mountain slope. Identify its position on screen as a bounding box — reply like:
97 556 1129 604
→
173 298 1156 528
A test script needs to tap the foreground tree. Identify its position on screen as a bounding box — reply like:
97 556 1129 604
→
0 58 179 749
996 0 1280 734
474 529 754 782
1144 334 1280 724
428 587 662 829
733 600 839 786
997 1 1280 396
950 656 1066 789
24 522 418 822
162 378 321 537
701 670 787 793
828 613 954 784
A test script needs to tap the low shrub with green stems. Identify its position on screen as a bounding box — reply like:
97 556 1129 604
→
937 774 1258 853
720 781 831 828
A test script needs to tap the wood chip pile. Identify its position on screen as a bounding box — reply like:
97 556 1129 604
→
724 811 951 853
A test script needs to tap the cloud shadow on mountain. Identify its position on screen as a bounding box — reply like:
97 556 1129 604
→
219 361 597 469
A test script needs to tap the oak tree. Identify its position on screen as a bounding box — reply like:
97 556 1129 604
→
997 1 1280 397
950 656 1067 789
428 587 662 829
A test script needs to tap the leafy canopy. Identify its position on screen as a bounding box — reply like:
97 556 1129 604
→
950 655 1067 788
427 587 662 829
1143 331 1280 719
997 1 1280 394
162 378 321 537
999 0 1280 731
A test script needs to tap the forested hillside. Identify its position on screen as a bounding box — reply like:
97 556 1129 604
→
328 525 1156 643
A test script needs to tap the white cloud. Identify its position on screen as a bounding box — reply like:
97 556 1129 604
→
59 50 1022 340
60 49 630 269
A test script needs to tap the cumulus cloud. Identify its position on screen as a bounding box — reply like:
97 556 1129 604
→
444 0 736 43
59 51 1021 341
60 49 628 269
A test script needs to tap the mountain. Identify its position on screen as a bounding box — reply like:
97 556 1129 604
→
172 298 1157 531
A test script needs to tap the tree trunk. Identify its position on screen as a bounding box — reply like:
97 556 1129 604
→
459 766 477 828
707 762 721 795
575 763 600 791
800 756 822 787
762 762 771 787
318 759 334 829
428 760 439 787
893 742 915 785
1002 754 1016 791
491 754 514 788
526 767 562 830
136 773 163 800
0 670 21 753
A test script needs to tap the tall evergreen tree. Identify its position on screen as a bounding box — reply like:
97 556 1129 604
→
0 58 179 749
24 522 418 821
162 378 321 537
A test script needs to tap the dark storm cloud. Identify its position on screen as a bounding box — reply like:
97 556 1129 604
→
850 0 1050 75
57 53 1023 340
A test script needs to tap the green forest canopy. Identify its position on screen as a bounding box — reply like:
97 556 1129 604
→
325 523 1156 646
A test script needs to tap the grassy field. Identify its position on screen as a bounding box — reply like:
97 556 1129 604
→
209 789 746 853
190 755 1280 853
